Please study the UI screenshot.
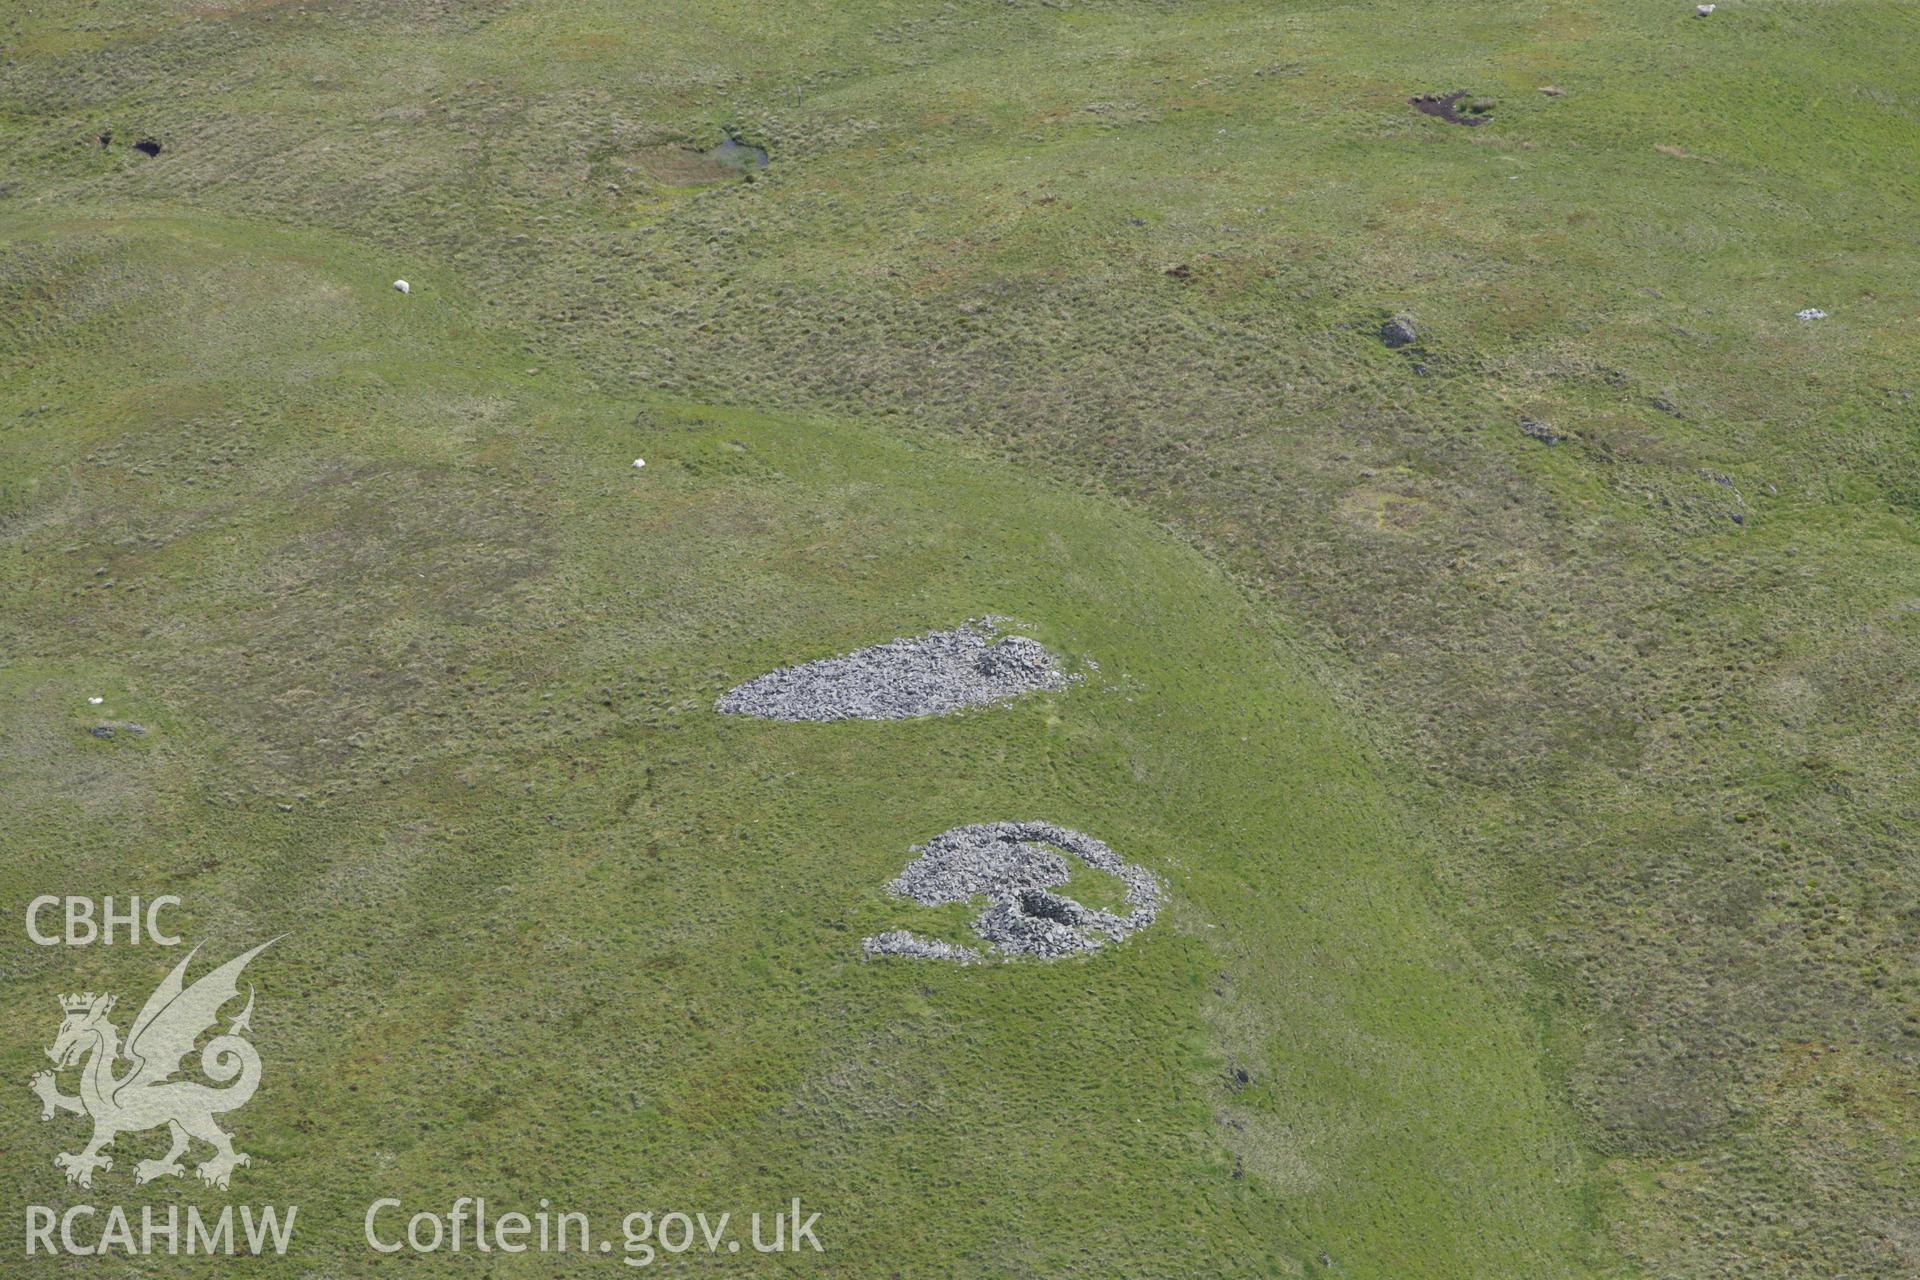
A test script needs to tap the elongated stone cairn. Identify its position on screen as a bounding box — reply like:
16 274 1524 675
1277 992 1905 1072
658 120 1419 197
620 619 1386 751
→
718 619 1072 722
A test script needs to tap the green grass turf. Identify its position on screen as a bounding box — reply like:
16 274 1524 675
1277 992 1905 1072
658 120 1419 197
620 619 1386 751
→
2 0 1916 1274
1 216 1597 1275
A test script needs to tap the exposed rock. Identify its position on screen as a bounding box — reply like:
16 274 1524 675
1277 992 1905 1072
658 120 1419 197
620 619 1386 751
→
1380 315 1418 349
861 931 984 964
1518 416 1564 445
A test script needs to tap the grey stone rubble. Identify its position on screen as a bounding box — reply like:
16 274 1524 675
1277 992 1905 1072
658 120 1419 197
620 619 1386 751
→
1518 416 1564 445
716 619 1073 722
860 931 985 964
864 822 1163 962
1380 315 1418 349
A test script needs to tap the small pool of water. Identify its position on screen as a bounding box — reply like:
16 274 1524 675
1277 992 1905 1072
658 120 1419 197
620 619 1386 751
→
705 137 769 169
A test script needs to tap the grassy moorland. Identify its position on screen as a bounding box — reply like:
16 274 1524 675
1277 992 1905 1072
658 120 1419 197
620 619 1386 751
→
2 2 1916 1276
0 215 1596 1276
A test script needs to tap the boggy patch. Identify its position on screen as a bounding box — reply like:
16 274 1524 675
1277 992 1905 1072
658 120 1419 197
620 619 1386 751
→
705 135 769 170
1411 92 1491 126
622 136 769 193
628 146 742 187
